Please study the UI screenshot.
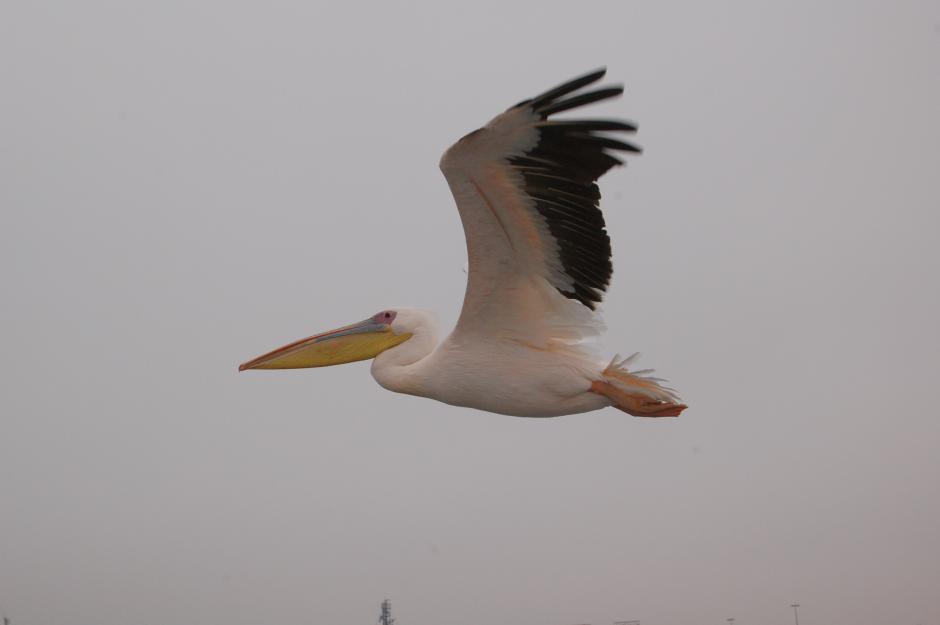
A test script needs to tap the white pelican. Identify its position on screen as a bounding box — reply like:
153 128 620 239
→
240 68 687 418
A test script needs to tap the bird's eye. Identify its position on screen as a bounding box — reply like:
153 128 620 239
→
374 310 396 324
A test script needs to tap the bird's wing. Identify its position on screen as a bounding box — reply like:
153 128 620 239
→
440 68 640 346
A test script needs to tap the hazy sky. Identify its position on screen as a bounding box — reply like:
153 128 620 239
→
2 2 939 625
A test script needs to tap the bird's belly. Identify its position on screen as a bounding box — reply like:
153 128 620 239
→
420 344 610 417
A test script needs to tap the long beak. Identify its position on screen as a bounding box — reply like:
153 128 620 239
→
239 318 411 371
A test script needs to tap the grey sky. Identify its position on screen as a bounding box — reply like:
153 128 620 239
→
2 1 939 625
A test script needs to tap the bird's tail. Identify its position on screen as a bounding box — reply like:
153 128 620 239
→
592 353 687 417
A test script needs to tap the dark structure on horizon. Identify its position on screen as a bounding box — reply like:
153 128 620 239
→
379 599 394 625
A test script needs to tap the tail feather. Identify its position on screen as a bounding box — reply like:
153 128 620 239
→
604 354 682 403
592 353 687 417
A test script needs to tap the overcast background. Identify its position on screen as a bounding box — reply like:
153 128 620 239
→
2 2 939 625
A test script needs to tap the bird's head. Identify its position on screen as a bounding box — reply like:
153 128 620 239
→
238 309 415 371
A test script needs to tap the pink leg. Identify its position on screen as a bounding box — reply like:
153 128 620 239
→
590 380 688 417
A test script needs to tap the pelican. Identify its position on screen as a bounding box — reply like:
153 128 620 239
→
240 68 687 418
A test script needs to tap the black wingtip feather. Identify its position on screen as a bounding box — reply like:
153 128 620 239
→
527 67 607 110
537 119 638 133
536 86 624 118
507 69 640 309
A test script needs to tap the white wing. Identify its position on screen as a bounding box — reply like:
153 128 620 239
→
439 68 640 347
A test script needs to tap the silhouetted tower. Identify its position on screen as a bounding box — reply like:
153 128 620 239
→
379 599 394 625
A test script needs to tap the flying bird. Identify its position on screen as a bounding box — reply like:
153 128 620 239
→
240 68 687 418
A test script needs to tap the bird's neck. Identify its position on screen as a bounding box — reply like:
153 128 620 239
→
370 323 439 397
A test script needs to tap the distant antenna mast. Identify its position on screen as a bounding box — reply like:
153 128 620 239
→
379 599 394 625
